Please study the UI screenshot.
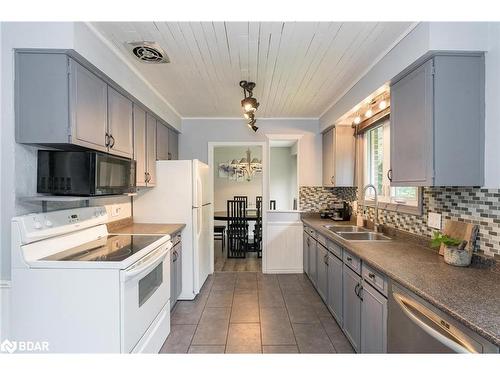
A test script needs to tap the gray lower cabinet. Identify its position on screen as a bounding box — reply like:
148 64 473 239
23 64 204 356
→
107 86 133 158
343 264 362 352
316 243 329 301
360 282 387 353
327 252 343 325
390 54 484 186
308 236 318 287
170 234 182 310
303 231 309 275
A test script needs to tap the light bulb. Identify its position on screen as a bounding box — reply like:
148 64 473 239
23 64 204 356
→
365 109 373 118
353 116 362 125
378 100 387 110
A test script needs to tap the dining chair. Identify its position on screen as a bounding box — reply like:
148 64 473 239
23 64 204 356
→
251 197 262 258
234 196 248 208
256 196 262 210
226 200 248 258
214 224 226 253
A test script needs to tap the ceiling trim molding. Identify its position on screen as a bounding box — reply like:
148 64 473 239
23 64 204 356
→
182 117 319 121
318 22 420 120
83 22 183 120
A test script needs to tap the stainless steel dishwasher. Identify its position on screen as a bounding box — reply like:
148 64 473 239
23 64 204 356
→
388 282 498 353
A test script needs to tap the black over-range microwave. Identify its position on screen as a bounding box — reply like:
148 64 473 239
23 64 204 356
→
37 151 136 196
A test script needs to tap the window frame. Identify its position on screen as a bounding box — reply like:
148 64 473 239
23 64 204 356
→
358 117 423 216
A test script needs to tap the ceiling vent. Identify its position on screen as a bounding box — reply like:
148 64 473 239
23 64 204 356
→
126 41 170 64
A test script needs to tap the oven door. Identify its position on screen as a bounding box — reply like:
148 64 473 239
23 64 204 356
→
121 242 171 353
94 153 136 195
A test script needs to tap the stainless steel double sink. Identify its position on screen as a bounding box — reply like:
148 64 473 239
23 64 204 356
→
323 224 391 241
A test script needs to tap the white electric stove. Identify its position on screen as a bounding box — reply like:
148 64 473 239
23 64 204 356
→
10 206 172 353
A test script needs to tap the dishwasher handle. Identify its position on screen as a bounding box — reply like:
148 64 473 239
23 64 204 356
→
393 292 478 353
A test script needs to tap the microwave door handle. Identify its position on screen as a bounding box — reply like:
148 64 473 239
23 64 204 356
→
123 243 171 282
393 292 474 353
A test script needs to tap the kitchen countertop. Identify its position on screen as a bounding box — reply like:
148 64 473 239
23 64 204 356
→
302 215 500 347
107 218 186 236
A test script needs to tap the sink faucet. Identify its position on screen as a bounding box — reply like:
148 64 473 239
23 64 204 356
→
362 184 379 233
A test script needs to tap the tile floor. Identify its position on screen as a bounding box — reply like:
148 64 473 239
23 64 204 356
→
214 240 262 272
160 272 354 354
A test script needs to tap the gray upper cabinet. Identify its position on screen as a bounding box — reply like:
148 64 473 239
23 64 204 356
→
360 282 387 353
70 59 109 151
168 128 179 160
156 121 170 160
322 126 355 187
107 87 133 158
390 54 484 186
343 264 361 352
133 105 147 187
146 113 157 186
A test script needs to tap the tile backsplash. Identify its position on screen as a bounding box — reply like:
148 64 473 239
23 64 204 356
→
299 186 357 212
300 185 500 259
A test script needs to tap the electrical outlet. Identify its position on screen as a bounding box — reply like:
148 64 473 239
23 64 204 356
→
428 212 442 230
110 205 122 218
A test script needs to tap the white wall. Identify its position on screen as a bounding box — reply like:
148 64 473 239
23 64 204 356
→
180 118 321 186
213 146 262 211
270 147 297 211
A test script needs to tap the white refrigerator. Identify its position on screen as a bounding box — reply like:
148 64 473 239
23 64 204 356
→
133 160 211 300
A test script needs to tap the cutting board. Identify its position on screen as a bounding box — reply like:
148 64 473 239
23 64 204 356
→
439 219 478 256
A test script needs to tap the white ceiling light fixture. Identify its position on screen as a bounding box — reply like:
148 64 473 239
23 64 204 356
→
379 100 387 110
365 108 373 118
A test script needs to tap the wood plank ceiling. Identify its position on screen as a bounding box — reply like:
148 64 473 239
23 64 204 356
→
92 22 413 118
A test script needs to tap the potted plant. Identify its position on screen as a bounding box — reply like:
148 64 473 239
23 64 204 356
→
431 231 471 267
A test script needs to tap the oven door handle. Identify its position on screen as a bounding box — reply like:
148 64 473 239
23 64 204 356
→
123 242 171 282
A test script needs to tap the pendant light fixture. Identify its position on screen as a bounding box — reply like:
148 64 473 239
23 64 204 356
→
240 80 259 132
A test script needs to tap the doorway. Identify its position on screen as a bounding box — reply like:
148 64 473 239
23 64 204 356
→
208 142 267 273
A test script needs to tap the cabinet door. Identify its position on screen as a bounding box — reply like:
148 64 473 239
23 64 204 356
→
308 239 317 286
334 126 355 186
69 60 108 151
316 244 328 302
343 265 361 352
361 282 387 353
156 121 169 160
327 253 343 325
146 113 157 186
168 128 179 160
170 249 176 310
390 59 434 186
133 105 147 186
176 243 182 300
322 128 335 186
303 232 309 275
107 86 133 158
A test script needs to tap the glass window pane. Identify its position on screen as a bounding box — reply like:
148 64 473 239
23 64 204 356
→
367 125 384 194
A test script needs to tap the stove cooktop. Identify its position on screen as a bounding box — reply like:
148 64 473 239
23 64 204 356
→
42 234 165 262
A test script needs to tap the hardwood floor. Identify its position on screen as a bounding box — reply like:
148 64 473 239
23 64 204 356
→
160 272 354 354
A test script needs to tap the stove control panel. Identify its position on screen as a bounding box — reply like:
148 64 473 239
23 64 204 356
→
13 206 109 244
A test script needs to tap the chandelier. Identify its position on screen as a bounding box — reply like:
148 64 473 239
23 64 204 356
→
231 148 262 181
240 80 259 132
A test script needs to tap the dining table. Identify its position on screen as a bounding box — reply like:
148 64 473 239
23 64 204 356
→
214 209 259 221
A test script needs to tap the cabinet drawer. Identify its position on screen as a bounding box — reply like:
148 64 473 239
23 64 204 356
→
362 263 387 297
304 226 316 238
327 239 343 259
343 250 361 275
316 233 327 247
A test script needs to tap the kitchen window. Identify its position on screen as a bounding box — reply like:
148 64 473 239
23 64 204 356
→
362 118 422 214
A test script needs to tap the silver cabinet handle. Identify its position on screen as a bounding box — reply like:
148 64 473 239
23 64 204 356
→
387 169 393 182
105 133 110 147
109 134 115 148
368 272 375 279
355 283 360 296
168 152 172 160
358 285 364 301
330 176 335 185
346 256 352 262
